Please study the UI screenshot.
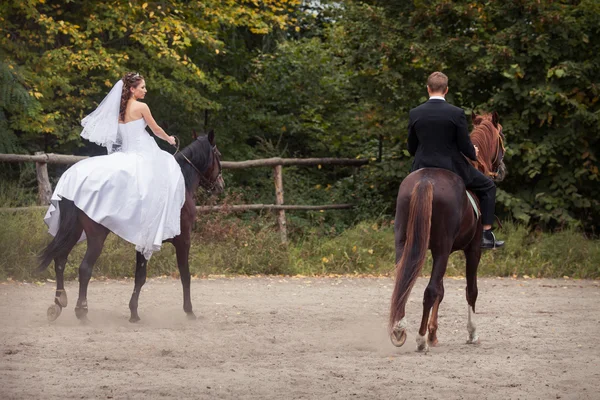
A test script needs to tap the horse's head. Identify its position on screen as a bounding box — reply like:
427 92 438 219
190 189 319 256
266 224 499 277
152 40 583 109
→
471 111 506 182
176 130 225 195
201 130 225 194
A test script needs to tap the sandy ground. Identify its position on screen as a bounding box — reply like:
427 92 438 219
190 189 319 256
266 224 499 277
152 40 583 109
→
1 276 599 400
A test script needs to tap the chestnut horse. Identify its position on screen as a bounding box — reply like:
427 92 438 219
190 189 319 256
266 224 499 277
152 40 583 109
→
389 112 506 352
38 131 224 323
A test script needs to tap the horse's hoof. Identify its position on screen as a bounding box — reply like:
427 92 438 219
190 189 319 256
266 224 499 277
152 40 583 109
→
56 290 68 308
129 315 141 323
186 312 197 320
466 335 480 345
428 337 439 347
416 334 429 353
390 327 407 347
47 304 62 322
74 307 88 320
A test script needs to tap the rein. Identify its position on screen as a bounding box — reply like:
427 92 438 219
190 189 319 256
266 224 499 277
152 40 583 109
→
492 130 505 167
171 136 221 193
488 129 505 177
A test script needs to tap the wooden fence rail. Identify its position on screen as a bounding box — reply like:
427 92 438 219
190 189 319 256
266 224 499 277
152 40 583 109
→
0 153 368 168
0 153 368 243
0 204 355 213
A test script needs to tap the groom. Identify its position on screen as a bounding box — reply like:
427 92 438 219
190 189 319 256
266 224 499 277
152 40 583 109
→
407 71 504 249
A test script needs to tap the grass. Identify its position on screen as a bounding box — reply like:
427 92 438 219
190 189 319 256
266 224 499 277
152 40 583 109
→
0 206 599 281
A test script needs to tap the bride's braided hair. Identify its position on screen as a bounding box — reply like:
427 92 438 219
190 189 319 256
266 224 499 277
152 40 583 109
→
119 72 144 122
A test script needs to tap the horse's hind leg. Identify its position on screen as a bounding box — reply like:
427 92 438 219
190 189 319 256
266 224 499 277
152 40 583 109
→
128 251 147 323
47 255 69 321
75 219 109 321
389 221 408 346
47 226 82 322
173 235 196 320
427 280 445 347
417 252 449 352
464 245 482 344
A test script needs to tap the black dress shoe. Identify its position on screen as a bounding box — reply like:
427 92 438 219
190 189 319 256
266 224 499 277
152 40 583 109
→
481 230 504 249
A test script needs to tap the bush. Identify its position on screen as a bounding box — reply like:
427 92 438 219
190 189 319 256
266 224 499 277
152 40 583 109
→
1 208 598 282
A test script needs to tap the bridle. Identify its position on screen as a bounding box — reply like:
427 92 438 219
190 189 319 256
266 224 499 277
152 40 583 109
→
490 126 506 178
171 136 222 193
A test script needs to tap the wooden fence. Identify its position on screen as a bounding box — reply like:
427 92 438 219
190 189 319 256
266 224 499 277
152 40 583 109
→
0 153 368 243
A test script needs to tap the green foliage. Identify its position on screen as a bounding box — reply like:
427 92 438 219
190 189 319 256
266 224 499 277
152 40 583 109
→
214 35 365 159
0 168 37 207
0 60 34 153
291 220 395 275
0 0 301 153
1 0 599 232
336 0 600 230
0 211 598 281
476 222 600 279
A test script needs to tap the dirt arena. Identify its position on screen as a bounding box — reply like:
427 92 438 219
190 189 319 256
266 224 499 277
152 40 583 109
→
1 276 599 399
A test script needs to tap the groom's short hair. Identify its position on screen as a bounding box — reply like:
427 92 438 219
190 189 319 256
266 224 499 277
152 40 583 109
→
427 72 448 93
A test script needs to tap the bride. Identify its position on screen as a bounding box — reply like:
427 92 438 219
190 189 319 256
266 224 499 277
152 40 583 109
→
44 72 185 259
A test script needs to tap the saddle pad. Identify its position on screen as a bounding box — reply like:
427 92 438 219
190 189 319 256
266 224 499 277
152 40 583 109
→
466 191 481 220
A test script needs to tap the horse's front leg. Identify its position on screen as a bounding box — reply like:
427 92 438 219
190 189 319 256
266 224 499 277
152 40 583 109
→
173 232 195 319
128 251 147 323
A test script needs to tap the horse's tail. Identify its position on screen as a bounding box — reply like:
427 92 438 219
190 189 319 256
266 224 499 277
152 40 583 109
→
389 179 433 330
37 200 80 273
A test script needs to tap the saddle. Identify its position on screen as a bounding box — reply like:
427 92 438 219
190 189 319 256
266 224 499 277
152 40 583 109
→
466 191 480 219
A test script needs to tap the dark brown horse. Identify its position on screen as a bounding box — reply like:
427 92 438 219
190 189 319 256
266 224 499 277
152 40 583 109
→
389 112 505 352
38 131 224 323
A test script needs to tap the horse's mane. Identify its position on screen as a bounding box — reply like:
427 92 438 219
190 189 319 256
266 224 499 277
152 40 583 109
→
174 136 213 192
470 117 501 177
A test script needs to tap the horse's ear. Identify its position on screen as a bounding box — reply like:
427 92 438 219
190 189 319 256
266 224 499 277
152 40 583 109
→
192 129 198 140
208 129 215 146
472 111 484 126
492 111 499 128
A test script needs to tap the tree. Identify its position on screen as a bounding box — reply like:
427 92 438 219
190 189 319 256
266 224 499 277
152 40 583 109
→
335 0 600 230
0 60 35 153
0 0 301 153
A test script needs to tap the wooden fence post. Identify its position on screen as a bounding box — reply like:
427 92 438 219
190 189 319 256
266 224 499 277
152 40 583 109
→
273 165 287 244
35 151 52 205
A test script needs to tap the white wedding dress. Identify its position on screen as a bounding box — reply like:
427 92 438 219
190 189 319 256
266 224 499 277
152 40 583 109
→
44 117 186 259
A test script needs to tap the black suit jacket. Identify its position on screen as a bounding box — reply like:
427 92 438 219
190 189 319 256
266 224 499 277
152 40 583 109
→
408 99 478 185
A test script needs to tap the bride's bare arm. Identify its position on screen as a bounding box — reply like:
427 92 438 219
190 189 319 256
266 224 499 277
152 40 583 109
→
139 103 176 145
